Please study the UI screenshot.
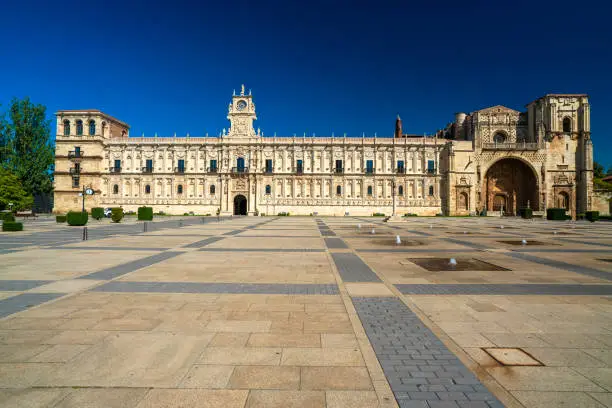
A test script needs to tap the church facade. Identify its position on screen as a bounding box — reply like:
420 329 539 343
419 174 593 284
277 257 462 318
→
53 87 594 217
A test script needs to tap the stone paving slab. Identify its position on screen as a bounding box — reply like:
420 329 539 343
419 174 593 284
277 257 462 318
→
182 236 225 248
505 252 612 281
197 248 327 252
0 293 65 318
324 238 349 249
77 251 184 280
330 253 382 282
0 280 53 291
91 281 340 295
49 246 170 251
353 297 502 408
395 284 612 295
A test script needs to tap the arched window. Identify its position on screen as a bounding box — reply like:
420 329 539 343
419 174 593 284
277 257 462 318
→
145 185 151 194
367 186 373 196
265 185 271 195
177 185 183 194
113 184 119 194
493 132 506 144
210 185 216 194
398 185 404 196
76 120 83 135
336 185 342 195
428 185 434 196
89 120 96 135
63 120 70 136
563 117 572 133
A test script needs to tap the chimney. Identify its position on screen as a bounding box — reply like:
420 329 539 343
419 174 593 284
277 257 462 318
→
394 114 402 138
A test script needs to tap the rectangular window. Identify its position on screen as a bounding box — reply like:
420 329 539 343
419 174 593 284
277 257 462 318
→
178 159 185 172
114 159 121 171
366 160 374 173
296 159 303 173
335 160 343 173
397 160 405 173
75 146 81 155
72 176 80 188
265 159 273 173
427 160 435 173
145 159 153 170
209 159 217 172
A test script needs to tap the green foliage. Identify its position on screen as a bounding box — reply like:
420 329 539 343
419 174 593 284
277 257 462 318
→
594 161 605 179
403 213 418 217
0 168 33 211
277 212 290 216
0 98 54 195
576 213 585 220
91 207 104 220
138 206 153 221
600 215 611 221
2 221 23 231
55 215 66 223
66 211 88 226
586 211 600 222
1 212 15 222
594 178 612 192
111 207 124 223
372 212 386 216
547 208 567 220
519 208 533 219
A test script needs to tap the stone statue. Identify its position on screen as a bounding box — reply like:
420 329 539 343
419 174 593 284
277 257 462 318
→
241 84 245 95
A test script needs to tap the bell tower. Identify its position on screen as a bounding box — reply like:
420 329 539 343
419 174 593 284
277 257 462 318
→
227 84 258 137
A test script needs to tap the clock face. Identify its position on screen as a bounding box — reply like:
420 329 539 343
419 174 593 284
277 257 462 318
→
237 100 247 111
85 188 94 195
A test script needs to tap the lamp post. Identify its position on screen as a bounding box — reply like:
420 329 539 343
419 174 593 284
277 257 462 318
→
391 179 397 217
80 186 94 212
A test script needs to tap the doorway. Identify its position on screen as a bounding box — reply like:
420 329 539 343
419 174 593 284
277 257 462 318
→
233 195 247 215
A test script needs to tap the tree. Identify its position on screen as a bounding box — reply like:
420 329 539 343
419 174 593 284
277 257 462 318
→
0 98 54 195
594 161 605 179
0 168 33 211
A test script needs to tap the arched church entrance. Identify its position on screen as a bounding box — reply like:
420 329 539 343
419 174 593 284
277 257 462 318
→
233 194 247 215
484 158 538 215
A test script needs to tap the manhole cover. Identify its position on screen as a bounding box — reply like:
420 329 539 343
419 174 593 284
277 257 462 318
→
405 257 510 271
483 348 543 366
497 240 556 246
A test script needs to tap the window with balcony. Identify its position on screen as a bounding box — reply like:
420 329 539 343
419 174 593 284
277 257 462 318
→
176 159 185 173
335 160 343 173
265 159 273 173
366 160 374 174
112 159 121 173
177 185 183 194
427 160 436 174
76 120 83 135
143 159 153 173
296 159 303 174
236 157 245 172
63 120 70 136
89 120 96 135
209 159 217 172
265 185 271 194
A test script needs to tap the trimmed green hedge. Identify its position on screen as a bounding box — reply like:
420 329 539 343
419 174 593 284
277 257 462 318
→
403 213 418 217
56 215 67 223
546 208 567 220
111 207 124 223
372 213 386 217
586 211 600 222
67 211 88 226
138 206 153 221
277 212 290 216
2 221 23 231
91 207 104 220
1 212 15 222
519 208 533 219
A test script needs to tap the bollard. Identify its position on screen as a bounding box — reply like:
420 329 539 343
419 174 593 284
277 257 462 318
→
82 226 88 241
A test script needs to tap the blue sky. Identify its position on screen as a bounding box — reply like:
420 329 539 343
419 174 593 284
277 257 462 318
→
1 0 610 168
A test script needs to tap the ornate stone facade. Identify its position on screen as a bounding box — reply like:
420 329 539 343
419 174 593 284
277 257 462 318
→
53 89 594 217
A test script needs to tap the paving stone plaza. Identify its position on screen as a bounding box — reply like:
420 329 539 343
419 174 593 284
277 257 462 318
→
0 215 611 408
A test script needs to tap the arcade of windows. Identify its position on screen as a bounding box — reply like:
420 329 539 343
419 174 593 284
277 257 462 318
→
111 183 217 196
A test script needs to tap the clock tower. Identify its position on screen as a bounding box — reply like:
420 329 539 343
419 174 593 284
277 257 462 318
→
227 84 258 137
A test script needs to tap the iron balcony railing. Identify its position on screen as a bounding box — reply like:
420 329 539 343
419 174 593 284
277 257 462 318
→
207 167 218 173
333 167 344 174
72 177 80 188
482 142 539 151
294 167 304 174
110 167 122 173
264 168 274 174
68 151 83 159
396 168 406 174
174 167 185 174
426 168 437 175
142 167 153 173
365 169 375 175
69 167 80 175
231 167 248 173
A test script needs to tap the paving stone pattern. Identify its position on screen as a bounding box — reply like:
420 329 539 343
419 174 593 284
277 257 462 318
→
0 280 53 291
78 251 184 280
182 236 225 248
92 281 340 295
0 293 65 318
198 248 326 252
395 283 612 296
505 251 612 281
330 252 382 282
324 237 349 249
353 297 502 408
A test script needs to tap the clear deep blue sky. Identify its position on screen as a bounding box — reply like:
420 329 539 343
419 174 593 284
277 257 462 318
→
1 0 610 167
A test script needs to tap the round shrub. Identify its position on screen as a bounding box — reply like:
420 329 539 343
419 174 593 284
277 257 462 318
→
2 221 23 232
111 207 124 223
56 215 67 223
91 207 104 220
66 211 88 226
137 206 153 221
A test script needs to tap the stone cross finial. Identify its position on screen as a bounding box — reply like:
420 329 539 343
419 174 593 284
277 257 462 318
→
241 84 245 95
